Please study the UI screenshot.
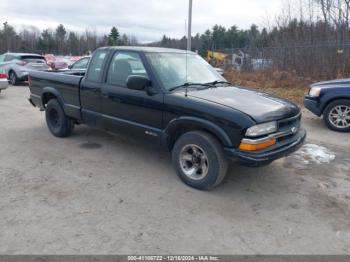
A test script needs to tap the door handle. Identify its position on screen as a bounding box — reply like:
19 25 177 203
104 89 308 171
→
92 88 100 94
110 96 122 102
102 93 122 102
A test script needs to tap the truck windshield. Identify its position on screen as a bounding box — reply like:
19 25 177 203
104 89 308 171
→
146 53 225 91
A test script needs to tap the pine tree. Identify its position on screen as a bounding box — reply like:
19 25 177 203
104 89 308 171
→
37 29 54 54
108 27 120 46
55 24 66 54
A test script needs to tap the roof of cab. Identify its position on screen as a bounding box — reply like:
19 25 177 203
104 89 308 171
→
97 46 197 54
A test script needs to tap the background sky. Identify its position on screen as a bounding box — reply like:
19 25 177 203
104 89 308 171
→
0 0 282 42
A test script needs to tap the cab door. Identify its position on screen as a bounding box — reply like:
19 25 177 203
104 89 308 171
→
101 51 164 143
80 49 109 126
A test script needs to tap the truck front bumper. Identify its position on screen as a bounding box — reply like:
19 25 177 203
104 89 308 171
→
224 128 306 167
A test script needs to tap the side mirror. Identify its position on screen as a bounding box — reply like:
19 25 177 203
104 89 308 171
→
127 75 151 91
68 65 73 69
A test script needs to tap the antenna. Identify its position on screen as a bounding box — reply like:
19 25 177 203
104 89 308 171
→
185 0 193 97
187 0 193 51
185 19 188 97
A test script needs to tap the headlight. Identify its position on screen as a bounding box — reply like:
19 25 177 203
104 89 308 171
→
309 87 321 97
245 121 277 137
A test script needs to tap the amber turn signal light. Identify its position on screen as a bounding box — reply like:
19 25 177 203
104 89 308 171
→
239 138 276 151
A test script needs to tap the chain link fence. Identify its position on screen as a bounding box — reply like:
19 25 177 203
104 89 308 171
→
217 44 350 79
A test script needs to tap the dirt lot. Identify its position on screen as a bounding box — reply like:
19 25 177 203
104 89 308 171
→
0 85 350 254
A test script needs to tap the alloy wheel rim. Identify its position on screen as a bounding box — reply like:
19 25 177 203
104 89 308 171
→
329 105 350 129
179 144 209 180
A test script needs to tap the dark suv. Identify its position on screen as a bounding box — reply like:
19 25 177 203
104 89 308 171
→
304 78 350 132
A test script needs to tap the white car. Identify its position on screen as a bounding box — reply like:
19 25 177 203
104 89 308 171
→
0 70 8 92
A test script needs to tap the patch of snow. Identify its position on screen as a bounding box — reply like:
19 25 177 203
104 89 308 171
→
291 143 336 165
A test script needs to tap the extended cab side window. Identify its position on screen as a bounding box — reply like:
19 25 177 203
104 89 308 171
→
106 52 148 87
86 51 107 82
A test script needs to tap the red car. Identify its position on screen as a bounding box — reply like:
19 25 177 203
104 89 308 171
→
44 55 79 70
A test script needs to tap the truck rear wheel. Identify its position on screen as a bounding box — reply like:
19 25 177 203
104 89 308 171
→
45 99 74 137
172 131 228 190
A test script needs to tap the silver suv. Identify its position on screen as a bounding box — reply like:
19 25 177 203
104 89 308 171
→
0 53 49 85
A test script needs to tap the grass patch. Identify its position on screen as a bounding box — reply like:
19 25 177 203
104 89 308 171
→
254 87 308 105
224 70 319 105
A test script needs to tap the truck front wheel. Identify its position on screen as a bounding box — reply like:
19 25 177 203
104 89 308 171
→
45 99 74 137
172 131 228 190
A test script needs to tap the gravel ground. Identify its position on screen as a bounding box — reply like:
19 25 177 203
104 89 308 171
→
0 85 349 254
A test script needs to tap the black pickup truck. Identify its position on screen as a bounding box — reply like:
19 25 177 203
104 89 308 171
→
304 78 350 132
29 47 306 190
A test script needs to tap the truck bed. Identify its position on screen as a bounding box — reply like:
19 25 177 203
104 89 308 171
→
29 70 84 120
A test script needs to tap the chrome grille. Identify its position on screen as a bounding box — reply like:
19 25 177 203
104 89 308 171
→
276 113 301 141
278 113 301 130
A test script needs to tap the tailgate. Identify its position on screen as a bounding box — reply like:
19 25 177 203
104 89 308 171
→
29 70 82 118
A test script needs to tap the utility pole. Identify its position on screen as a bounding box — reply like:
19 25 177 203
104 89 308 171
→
187 0 193 51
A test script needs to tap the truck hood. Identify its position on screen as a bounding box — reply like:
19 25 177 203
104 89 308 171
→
187 86 300 123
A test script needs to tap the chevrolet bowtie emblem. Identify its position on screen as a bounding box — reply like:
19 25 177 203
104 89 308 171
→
291 127 298 134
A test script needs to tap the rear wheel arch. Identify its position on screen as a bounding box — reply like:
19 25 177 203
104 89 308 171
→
41 88 64 108
42 92 57 107
164 118 232 150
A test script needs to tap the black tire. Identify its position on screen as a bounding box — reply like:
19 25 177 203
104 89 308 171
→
323 99 350 132
45 99 74 137
172 131 228 190
9 71 19 86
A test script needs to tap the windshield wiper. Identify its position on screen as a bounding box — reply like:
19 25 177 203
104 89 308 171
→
168 82 214 92
205 80 232 86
